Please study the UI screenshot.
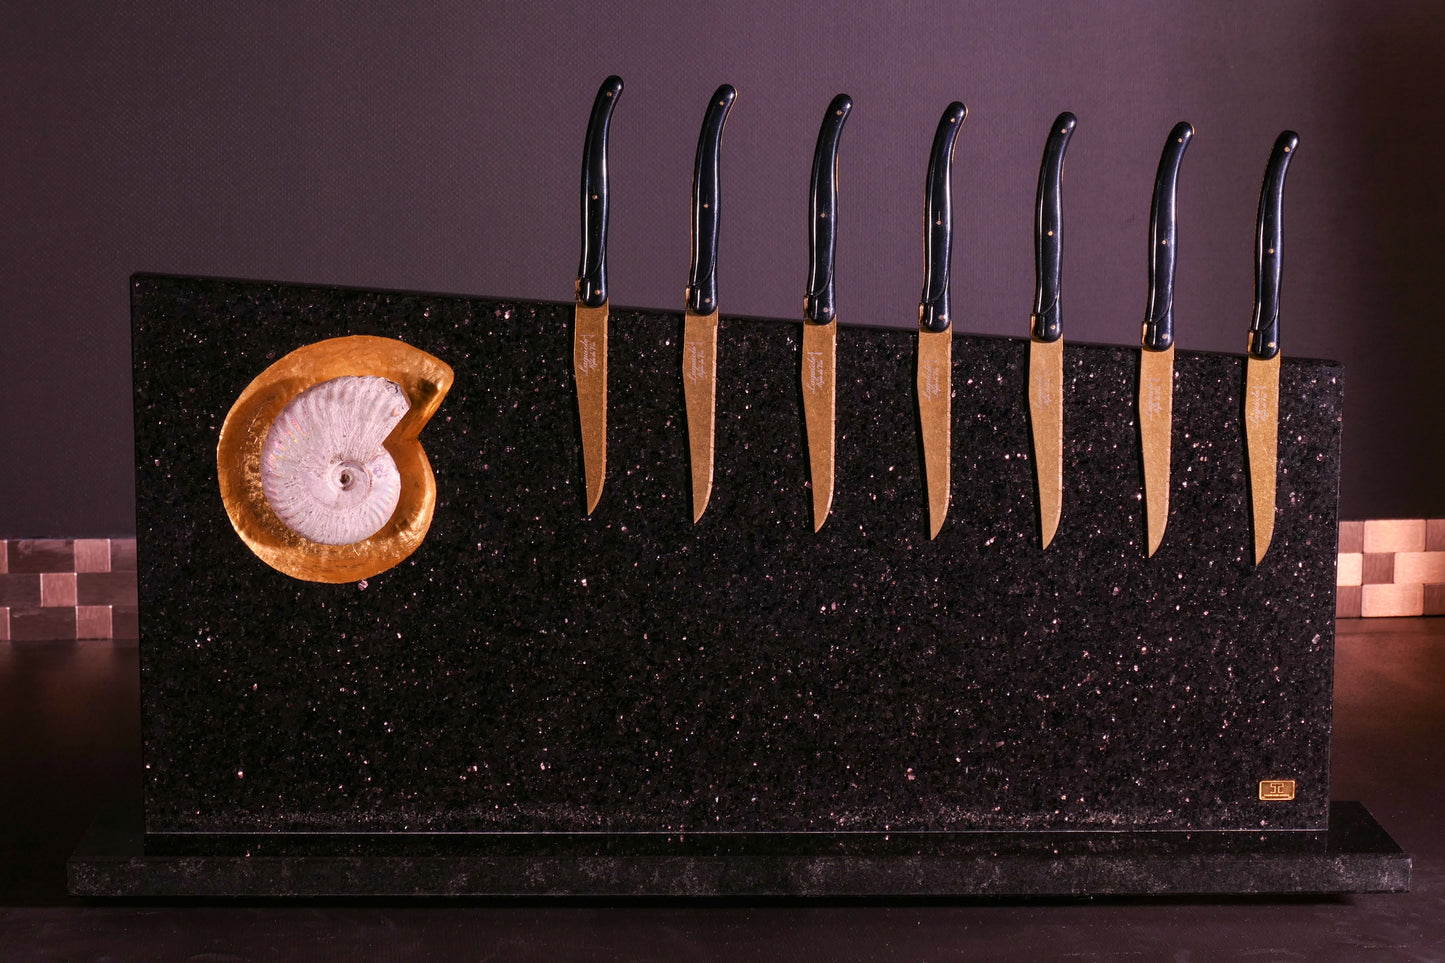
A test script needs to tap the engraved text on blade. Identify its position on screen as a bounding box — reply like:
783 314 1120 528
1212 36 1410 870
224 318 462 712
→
1142 378 1166 420
578 334 600 374
920 359 947 402
1247 381 1271 427
685 341 707 384
805 351 827 393
1032 369 1054 408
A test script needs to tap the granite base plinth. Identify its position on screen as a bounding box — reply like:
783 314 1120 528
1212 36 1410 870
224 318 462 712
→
70 801 1407 898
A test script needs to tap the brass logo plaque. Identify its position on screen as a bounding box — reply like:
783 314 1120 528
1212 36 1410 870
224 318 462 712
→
1259 779 1296 801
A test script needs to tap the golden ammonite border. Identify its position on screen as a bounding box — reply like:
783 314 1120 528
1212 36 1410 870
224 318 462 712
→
216 335 454 583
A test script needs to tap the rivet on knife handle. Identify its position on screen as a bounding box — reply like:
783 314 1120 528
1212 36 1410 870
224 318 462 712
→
1028 111 1076 550
918 101 967 539
684 84 736 523
1138 121 1192 557
1246 130 1298 564
574 75 622 515
802 94 851 531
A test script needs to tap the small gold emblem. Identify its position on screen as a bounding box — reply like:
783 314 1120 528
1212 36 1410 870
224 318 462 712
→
1259 779 1296 801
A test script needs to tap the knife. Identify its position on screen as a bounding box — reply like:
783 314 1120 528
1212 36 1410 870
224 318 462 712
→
1028 111 1077 550
1245 130 1299 564
917 101 967 539
574 75 623 515
801 93 852 531
683 84 737 523
1138 121 1193 557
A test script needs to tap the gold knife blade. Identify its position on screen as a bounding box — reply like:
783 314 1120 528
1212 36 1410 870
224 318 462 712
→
574 301 608 514
801 320 836 531
1028 337 1064 549
1245 352 1280 564
1138 344 1174 557
683 308 719 522
917 327 952 539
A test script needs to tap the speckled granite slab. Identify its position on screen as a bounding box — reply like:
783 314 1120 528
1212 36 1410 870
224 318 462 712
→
132 274 1344 837
70 801 1408 897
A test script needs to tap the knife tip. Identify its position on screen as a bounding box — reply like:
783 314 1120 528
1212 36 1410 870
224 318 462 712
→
1254 537 1271 565
811 489 833 532
1040 512 1059 550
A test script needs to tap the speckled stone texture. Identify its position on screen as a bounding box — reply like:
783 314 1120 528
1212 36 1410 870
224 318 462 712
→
69 802 1407 897
133 275 1342 837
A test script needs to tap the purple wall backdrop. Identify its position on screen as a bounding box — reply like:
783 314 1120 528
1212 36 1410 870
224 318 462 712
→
2 1 1442 535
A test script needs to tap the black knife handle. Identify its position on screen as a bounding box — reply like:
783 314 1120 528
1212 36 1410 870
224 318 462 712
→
920 102 968 333
687 84 736 314
1142 121 1194 351
576 75 623 308
1031 112 1077 343
1249 130 1299 360
804 93 853 325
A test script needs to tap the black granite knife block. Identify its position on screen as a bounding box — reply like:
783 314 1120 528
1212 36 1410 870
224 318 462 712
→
69 275 1408 897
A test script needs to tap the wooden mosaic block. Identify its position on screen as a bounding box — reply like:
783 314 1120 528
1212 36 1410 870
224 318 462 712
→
1362 519 1426 554
1360 583 1425 618
40 572 77 607
1394 551 1445 586
73 539 112 573
1361 553 1395 586
1336 585 1362 619
1338 520 1364 554
1336 553 1362 587
76 605 113 640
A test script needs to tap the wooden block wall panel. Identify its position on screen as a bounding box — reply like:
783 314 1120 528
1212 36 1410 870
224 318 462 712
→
8 540 73 573
1336 585 1363 619
113 605 139 639
1394 552 1445 585
76 605 113 640
73 539 112 573
1363 519 1427 554
1361 554 1395 585
1424 585 1445 617
1361 583 1425 618
0 575 40 607
9 606 75 641
111 540 137 572
0 539 139 641
1338 520 1445 619
76 571 138 606
40 572 77 607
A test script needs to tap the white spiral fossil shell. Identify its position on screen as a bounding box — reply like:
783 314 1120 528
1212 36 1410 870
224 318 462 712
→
260 376 411 545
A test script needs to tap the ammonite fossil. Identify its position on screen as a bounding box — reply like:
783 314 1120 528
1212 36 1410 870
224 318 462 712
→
217 336 453 583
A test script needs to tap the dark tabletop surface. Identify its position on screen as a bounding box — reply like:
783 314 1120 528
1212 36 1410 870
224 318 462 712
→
1 617 1442 960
